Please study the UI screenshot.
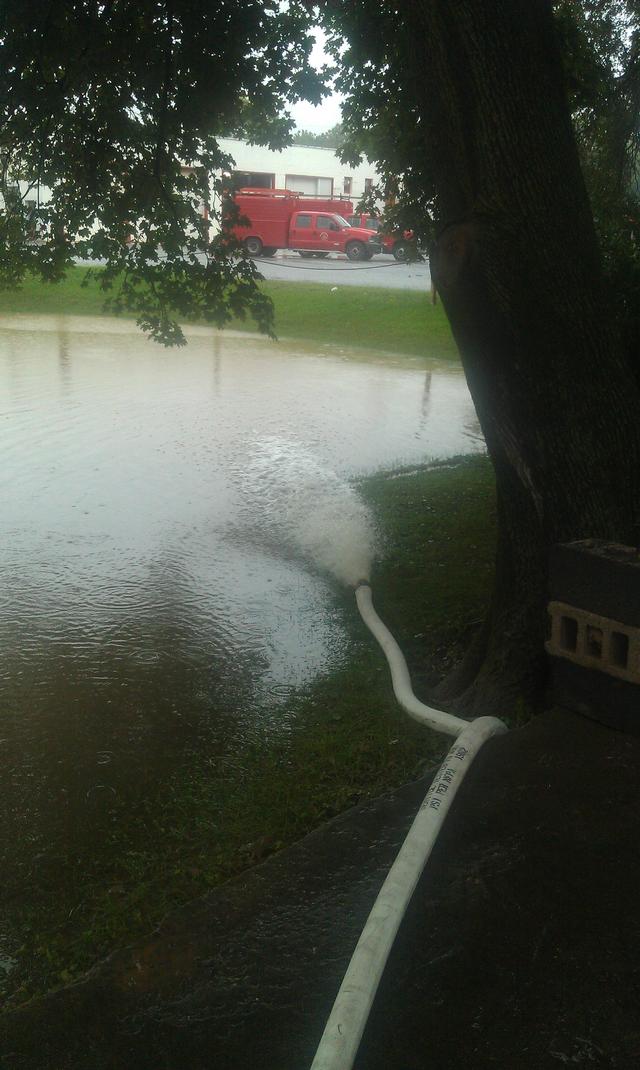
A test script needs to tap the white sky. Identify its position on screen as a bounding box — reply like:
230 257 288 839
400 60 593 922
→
288 27 343 133
290 94 342 133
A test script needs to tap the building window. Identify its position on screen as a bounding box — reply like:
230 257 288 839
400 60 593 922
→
285 175 333 196
364 178 374 192
343 177 352 196
233 171 274 190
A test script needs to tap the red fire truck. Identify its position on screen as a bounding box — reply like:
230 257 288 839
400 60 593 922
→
346 212 416 261
231 188 383 261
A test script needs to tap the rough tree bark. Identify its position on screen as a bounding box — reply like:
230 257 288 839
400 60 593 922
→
407 0 640 714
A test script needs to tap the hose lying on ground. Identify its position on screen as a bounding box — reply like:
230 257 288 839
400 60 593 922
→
310 583 507 1070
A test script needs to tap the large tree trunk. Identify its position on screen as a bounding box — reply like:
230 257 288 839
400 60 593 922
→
408 0 640 715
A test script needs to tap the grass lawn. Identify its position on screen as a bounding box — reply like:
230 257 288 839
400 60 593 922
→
0 267 457 360
3 456 496 1008
250 279 456 359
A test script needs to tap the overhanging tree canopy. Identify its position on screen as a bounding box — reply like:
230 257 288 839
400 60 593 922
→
0 0 323 343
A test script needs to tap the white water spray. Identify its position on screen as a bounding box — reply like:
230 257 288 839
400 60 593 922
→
243 438 378 586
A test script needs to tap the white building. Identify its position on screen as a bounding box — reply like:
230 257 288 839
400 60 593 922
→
217 137 380 203
1 139 380 233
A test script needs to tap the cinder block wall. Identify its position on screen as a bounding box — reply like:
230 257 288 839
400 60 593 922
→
546 540 640 733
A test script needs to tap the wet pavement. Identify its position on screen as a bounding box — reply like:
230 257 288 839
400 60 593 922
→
3 707 640 1069
250 251 432 291
77 252 433 291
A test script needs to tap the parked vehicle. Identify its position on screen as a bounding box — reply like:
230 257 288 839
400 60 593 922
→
231 188 383 260
346 212 415 261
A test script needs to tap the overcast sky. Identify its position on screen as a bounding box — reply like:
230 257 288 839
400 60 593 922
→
288 26 343 133
290 94 342 133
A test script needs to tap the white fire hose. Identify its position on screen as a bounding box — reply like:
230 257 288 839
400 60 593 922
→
310 583 507 1070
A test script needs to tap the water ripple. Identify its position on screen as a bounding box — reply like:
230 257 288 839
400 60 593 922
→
0 316 483 798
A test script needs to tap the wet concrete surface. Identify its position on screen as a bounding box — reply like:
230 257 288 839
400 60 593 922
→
249 251 432 291
77 252 433 291
3 707 640 1069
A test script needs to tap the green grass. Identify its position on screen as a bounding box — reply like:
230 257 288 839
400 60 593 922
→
247 279 456 358
3 455 496 1009
0 268 110 317
0 268 457 359
364 456 497 661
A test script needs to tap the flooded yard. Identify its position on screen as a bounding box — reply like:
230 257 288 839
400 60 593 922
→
0 315 482 992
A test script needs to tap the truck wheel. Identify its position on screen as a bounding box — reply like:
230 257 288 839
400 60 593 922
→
345 241 367 261
262 247 277 257
392 241 409 261
244 236 264 257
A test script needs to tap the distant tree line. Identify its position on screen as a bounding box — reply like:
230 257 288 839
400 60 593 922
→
291 123 344 149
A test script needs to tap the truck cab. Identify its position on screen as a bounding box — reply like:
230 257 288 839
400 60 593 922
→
289 211 382 260
347 213 415 261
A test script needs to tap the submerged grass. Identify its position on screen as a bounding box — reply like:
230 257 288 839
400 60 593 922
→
3 455 496 1009
0 267 456 359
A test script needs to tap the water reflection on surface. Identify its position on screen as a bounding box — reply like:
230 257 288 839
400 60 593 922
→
1 314 481 703
0 315 482 943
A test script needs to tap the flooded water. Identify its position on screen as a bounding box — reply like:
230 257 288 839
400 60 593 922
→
1 313 481 705
0 315 481 978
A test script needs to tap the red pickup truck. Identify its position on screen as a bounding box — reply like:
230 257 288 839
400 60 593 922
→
346 213 415 261
232 188 383 261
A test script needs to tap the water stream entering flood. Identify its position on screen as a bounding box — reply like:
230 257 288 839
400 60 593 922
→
0 315 483 980
1 315 482 707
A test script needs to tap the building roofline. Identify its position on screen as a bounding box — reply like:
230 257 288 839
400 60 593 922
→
218 135 372 165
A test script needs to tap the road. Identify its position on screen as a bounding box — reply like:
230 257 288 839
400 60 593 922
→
77 251 432 292
251 250 432 291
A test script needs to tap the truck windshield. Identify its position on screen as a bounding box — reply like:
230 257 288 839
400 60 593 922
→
332 215 350 228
